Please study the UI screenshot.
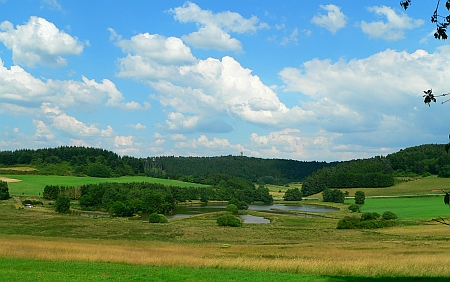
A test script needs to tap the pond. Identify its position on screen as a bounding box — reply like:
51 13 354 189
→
162 203 337 220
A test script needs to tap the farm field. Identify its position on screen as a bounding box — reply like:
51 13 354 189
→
1 176 450 280
2 175 209 196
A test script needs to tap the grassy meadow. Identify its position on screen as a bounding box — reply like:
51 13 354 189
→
1 175 450 280
2 175 209 196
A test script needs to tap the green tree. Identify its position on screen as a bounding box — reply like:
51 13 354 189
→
322 188 345 203
55 194 70 214
0 181 9 200
216 214 242 227
226 204 239 214
86 163 112 178
354 191 365 205
283 187 302 201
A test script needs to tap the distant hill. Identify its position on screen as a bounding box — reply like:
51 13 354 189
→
1 144 450 185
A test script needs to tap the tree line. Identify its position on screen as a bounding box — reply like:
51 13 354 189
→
301 156 394 196
43 174 273 216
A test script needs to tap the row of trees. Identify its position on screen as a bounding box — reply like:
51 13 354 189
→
43 175 272 217
145 155 331 184
0 146 144 176
301 157 394 196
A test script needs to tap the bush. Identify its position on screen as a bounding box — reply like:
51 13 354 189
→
337 216 360 229
228 199 248 210
322 188 345 203
110 201 134 217
86 163 112 178
358 219 384 229
354 190 365 205
382 211 398 220
360 212 380 221
226 204 239 214
283 188 302 201
148 213 168 223
0 180 10 200
55 194 70 214
217 214 242 227
348 204 360 212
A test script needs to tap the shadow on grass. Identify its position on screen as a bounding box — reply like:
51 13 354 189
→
325 277 449 282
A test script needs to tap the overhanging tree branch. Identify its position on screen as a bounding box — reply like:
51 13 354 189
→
401 0 450 39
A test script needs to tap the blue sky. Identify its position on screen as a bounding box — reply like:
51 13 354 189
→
0 0 449 161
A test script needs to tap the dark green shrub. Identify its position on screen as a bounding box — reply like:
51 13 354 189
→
283 187 302 201
361 212 380 221
55 194 70 214
322 188 345 203
382 211 398 220
0 181 9 200
148 213 168 223
337 216 360 229
86 163 112 178
22 199 33 205
228 199 248 210
358 220 383 229
110 201 134 217
226 204 238 214
354 190 365 205
217 214 242 227
348 204 360 212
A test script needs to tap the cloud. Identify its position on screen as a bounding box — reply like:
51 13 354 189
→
0 59 144 112
169 2 268 51
279 46 450 149
110 29 196 65
280 28 299 45
114 32 314 131
175 135 245 156
129 123 146 130
361 6 424 41
41 0 62 11
0 16 84 67
114 135 133 147
311 4 347 34
41 103 114 137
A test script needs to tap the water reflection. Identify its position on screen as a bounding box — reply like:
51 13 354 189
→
164 203 337 220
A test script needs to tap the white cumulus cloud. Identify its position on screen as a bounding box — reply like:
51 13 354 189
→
361 6 424 41
311 4 347 34
0 16 84 67
169 2 268 51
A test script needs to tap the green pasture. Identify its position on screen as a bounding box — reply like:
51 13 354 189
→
4 175 209 196
2 258 444 282
307 176 450 199
357 196 450 220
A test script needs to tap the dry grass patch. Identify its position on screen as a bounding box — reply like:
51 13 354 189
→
0 176 22 183
1 234 449 277
0 166 36 172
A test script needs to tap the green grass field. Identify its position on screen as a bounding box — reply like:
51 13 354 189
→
358 196 450 220
1 258 446 282
2 176 450 279
3 175 209 196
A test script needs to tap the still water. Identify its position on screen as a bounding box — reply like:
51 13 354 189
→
164 203 337 221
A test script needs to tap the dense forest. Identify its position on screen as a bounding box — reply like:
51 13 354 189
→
0 146 331 184
301 157 394 196
144 155 332 184
2 144 450 195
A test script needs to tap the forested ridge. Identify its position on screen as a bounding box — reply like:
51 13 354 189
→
0 146 331 183
1 144 450 187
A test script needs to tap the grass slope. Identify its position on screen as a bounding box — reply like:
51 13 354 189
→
4 175 209 196
1 258 446 282
359 197 450 220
